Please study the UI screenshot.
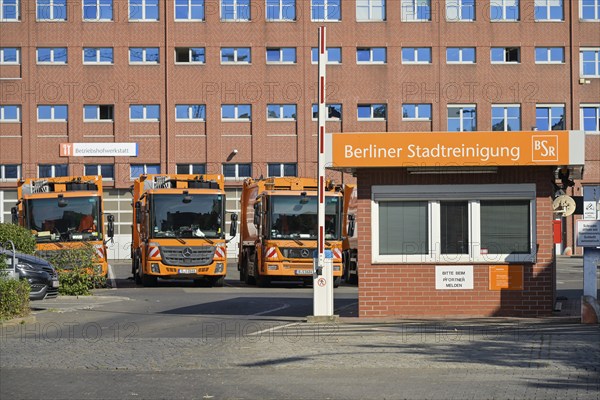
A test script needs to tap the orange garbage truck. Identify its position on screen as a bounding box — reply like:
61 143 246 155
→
131 174 237 287
238 177 344 287
13 176 114 277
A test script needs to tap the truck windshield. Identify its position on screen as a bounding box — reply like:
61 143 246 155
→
269 195 341 240
150 194 224 239
25 196 102 242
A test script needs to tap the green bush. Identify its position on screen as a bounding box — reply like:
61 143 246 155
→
45 245 106 296
0 275 30 321
0 223 36 255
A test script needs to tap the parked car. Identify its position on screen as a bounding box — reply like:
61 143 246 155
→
1 249 59 300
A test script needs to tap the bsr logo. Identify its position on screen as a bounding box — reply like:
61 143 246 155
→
532 136 559 162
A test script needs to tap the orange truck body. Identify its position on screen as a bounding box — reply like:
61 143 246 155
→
131 174 230 287
16 176 110 276
238 177 344 287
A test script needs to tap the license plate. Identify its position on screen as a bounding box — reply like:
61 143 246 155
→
294 269 313 275
178 269 196 274
52 280 59 288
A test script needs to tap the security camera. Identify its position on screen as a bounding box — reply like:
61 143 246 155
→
232 149 238 154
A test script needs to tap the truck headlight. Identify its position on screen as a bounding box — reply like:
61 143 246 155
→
151 263 160 273
215 263 224 274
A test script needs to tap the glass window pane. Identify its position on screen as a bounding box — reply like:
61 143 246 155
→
238 164 251 177
372 48 386 62
100 165 114 178
223 164 236 177
146 105 159 119
282 104 296 119
266 49 280 62
357 49 370 62
267 104 280 119
379 201 428 255
357 105 371 119
38 106 51 120
39 165 53 178
283 163 296 176
99 48 113 62
222 105 235 119
176 105 188 119
446 48 459 62
55 164 68 177
402 48 414 62
4 165 19 179
84 105 97 120
441 201 468 254
191 164 206 174
403 104 416 118
238 105 251 118
54 106 67 120
268 164 280 176
417 47 430 62
481 200 530 254
282 47 296 62
146 164 160 174
237 48 250 62
373 105 386 119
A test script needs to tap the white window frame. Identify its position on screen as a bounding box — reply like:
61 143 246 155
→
220 47 251 64
490 0 519 21
0 0 20 21
311 47 342 64
84 104 114 122
129 0 159 21
446 47 476 64
356 47 387 64
356 0 385 21
221 104 252 121
37 0 67 21
580 48 600 78
446 0 475 21
36 47 68 64
129 105 160 122
447 104 477 131
221 0 250 21
0 48 19 64
84 164 115 180
174 47 205 64
83 47 114 64
0 105 21 122
401 0 431 22
265 0 295 21
130 164 161 179
534 0 563 21
534 47 564 64
402 103 432 121
0 164 21 181
311 0 341 22
174 0 204 21
402 47 432 64
266 47 297 64
37 105 68 122
38 164 69 178
580 104 600 133
491 104 521 131
223 163 252 180
175 104 206 121
490 47 521 64
129 47 159 64
267 163 297 177
311 103 342 121
176 163 207 174
83 0 113 21
266 104 297 121
357 104 387 121
371 184 537 264
535 104 566 131
580 0 600 20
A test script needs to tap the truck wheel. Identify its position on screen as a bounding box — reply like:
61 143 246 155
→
334 276 341 288
133 255 142 285
240 255 247 282
244 255 257 285
348 272 358 285
210 276 225 287
141 274 157 287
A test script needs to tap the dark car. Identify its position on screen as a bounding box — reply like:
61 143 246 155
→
1 250 59 301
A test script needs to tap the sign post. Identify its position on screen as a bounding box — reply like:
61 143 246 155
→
312 26 334 318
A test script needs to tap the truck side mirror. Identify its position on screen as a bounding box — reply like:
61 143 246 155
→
348 214 356 238
11 207 18 225
253 203 260 226
135 201 142 225
107 214 115 238
229 214 238 237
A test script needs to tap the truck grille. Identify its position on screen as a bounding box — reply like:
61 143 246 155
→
159 246 216 266
280 247 315 259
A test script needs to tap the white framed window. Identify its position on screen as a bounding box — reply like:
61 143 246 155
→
221 0 250 21
130 164 160 179
37 0 66 21
36 47 67 64
447 105 476 131
491 47 520 63
356 0 385 21
83 0 112 20
268 163 297 177
176 163 206 174
311 47 342 64
221 47 251 64
580 104 600 132
266 47 296 64
1 0 19 21
175 0 204 20
534 0 563 21
401 0 431 21
83 47 114 64
446 0 475 21
581 0 600 20
356 47 387 64
358 104 387 120
0 164 20 181
175 104 206 121
492 104 521 131
38 105 68 122
312 103 342 120
0 48 19 64
581 48 600 77
0 105 20 122
175 47 205 63
402 47 432 64
311 0 341 21
85 164 115 180
223 163 251 180
84 105 114 121
266 0 295 21
38 164 69 178
221 104 251 121
446 47 476 63
535 47 564 63
129 105 160 121
129 0 159 21
535 104 565 130
267 104 297 121
402 104 432 121
129 47 159 64
371 184 537 264
490 0 519 21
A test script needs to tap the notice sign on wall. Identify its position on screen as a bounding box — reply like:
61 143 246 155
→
435 266 474 290
489 265 524 291
577 220 600 247
60 143 138 157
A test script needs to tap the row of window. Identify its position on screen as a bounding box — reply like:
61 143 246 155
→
2 0 599 23
0 162 297 181
2 103 599 132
